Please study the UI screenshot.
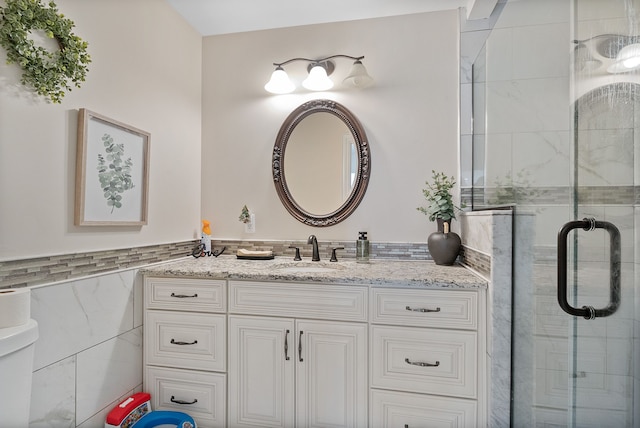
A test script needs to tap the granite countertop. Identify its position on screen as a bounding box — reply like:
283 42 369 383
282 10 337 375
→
141 255 487 289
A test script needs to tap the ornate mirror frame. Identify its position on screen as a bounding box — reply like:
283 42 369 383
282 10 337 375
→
272 99 371 226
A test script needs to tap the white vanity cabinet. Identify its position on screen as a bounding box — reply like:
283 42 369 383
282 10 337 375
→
369 287 487 427
142 264 488 428
227 280 368 428
143 277 227 428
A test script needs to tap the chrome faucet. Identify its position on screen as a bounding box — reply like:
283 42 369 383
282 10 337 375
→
307 235 320 261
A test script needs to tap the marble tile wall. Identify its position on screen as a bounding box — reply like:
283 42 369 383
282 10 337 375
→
28 269 144 427
459 209 513 428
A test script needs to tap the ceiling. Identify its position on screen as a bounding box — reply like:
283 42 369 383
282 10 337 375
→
166 0 496 37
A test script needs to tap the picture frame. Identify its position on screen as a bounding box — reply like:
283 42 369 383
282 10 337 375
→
75 108 150 226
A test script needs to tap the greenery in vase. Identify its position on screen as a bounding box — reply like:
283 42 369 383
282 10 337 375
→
97 133 134 213
417 170 462 222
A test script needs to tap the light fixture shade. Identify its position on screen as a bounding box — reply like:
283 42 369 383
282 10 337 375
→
264 66 295 94
302 65 334 91
607 43 640 73
343 60 374 88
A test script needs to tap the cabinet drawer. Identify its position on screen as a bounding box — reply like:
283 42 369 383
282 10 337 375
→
145 366 226 428
371 325 477 398
371 287 478 330
229 280 367 321
145 310 226 371
370 389 477 427
145 277 226 312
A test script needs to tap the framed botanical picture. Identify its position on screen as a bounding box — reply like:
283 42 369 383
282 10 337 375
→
75 109 150 226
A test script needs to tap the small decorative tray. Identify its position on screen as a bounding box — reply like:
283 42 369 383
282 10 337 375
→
236 249 274 260
236 254 275 260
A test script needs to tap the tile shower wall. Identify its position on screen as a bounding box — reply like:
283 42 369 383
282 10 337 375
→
459 209 513 428
471 0 639 425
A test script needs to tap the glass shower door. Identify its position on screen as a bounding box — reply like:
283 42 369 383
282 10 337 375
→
566 0 639 424
470 0 639 425
562 77 638 426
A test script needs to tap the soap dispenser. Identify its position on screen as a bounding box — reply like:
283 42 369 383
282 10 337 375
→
356 231 370 263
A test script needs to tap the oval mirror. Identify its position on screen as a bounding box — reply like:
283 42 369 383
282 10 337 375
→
272 99 371 226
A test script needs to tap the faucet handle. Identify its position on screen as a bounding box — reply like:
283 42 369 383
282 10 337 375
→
330 246 345 262
288 246 302 261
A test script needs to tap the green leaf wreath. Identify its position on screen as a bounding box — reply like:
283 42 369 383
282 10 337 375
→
0 0 91 103
97 133 135 213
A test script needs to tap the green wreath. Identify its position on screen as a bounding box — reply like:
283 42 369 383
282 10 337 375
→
0 0 90 103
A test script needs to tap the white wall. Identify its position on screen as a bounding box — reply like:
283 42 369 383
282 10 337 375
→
201 11 461 243
0 0 202 261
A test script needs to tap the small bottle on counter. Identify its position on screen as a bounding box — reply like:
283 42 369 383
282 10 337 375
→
356 231 370 263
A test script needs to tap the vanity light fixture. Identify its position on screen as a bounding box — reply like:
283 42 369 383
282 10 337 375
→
608 42 640 73
264 54 373 94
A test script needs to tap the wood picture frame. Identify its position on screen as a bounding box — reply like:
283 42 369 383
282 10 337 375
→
75 108 150 226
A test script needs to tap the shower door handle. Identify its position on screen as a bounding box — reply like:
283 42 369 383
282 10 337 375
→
557 218 621 319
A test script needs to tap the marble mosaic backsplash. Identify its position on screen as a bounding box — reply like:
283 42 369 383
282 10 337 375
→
462 185 640 208
0 241 196 288
0 238 488 289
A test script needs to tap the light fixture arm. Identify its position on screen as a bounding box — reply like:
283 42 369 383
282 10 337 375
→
273 55 365 67
265 54 372 94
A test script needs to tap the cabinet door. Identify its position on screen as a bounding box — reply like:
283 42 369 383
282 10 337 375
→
296 320 368 428
228 315 295 428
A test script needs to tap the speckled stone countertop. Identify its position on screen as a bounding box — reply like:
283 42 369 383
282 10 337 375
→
141 256 487 289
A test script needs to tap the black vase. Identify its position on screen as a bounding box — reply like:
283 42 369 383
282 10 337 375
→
427 219 461 266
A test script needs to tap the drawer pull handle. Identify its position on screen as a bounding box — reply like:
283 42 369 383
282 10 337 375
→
405 357 440 367
170 292 198 298
170 395 198 405
405 305 440 313
298 331 304 362
284 329 290 361
170 339 198 346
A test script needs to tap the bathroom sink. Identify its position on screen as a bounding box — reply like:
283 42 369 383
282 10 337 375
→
274 261 346 274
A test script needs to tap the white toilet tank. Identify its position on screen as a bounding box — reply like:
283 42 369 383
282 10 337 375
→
0 319 39 427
